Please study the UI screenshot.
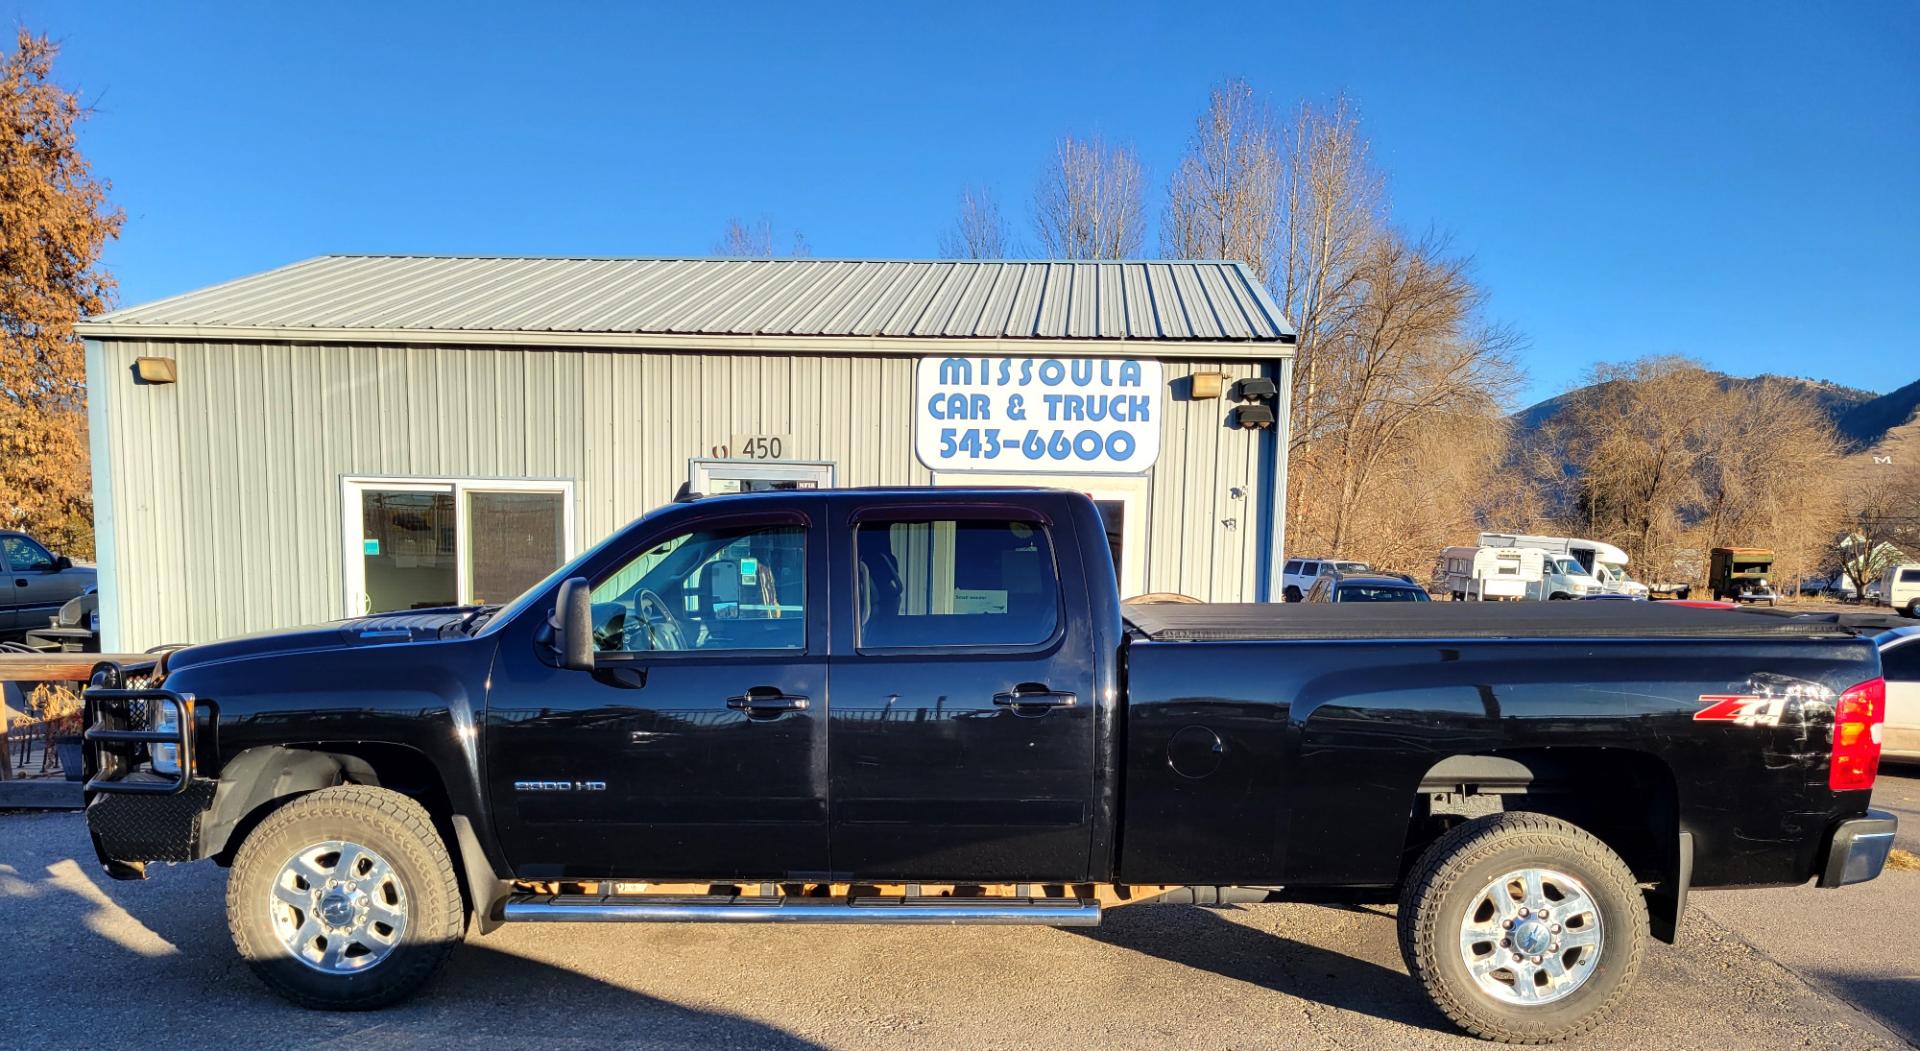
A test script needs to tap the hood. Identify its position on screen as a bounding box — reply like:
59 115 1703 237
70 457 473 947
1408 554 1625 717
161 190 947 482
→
162 607 475 673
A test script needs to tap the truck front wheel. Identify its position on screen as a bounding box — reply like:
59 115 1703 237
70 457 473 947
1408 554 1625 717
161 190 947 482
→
1397 813 1647 1043
226 785 465 1009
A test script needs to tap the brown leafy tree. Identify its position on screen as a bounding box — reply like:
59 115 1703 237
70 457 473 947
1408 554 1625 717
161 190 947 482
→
1 28 122 557
1032 134 1144 259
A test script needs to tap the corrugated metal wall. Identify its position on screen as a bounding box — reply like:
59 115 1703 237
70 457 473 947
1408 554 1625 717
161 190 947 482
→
90 339 1271 650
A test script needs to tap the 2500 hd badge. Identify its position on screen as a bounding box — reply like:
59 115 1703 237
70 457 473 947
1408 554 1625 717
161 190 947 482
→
79 489 1896 1044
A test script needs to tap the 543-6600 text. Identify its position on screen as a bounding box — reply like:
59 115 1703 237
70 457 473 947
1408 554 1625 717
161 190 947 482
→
938 427 1139 463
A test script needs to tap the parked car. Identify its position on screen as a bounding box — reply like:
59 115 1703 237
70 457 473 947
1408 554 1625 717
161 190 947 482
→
1708 547 1776 606
1304 572 1431 603
1280 556 1371 602
1879 626 1920 762
81 488 1895 1043
1872 564 1917 617
0 531 95 639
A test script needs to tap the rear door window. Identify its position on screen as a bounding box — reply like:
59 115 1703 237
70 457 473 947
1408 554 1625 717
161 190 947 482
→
1883 641 1920 682
856 519 1060 649
1283 559 1302 576
1900 569 1920 583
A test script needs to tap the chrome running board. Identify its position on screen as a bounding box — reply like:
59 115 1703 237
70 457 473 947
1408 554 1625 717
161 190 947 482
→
503 892 1101 926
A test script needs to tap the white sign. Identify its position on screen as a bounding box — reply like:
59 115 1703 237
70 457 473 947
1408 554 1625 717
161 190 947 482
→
914 356 1163 473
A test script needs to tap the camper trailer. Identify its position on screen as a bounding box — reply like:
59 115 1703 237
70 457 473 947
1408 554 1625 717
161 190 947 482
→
1479 533 1650 598
1438 545 1547 601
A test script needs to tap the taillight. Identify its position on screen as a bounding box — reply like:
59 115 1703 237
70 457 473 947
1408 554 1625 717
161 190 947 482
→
1830 677 1885 792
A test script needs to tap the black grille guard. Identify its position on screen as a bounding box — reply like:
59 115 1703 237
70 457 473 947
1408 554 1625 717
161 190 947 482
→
83 688 196 795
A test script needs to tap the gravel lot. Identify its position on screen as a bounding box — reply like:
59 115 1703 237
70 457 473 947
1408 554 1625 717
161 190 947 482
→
3 775 1915 1051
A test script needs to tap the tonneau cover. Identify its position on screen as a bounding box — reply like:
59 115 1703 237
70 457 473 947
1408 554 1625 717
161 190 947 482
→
1122 602 1858 642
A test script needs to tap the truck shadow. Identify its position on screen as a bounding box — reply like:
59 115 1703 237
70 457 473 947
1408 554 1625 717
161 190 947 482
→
0 826 826 1049
1072 902 1453 1034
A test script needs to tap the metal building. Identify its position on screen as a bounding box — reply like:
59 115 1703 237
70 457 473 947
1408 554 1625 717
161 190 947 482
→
78 256 1296 651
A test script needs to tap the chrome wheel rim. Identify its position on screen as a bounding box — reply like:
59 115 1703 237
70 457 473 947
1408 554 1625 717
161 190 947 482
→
1457 867 1603 1005
269 840 408 974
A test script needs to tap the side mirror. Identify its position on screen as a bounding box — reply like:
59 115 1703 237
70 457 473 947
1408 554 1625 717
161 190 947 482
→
550 577 596 671
52 555 72 571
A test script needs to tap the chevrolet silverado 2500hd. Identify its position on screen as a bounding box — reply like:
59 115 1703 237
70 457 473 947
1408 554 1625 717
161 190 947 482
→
81 488 1895 1043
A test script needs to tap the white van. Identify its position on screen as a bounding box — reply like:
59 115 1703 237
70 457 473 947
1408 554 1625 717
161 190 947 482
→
1879 563 1920 618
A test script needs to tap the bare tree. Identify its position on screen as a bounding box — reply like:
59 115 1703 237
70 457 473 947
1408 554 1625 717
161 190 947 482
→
939 185 1009 259
1692 378 1846 588
1839 464 1920 597
1294 233 1524 557
1542 358 1848 589
717 217 811 258
1032 134 1144 259
1162 79 1282 277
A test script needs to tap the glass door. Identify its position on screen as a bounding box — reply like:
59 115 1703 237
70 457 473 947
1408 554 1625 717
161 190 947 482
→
348 483 457 616
342 478 575 617
464 489 568 604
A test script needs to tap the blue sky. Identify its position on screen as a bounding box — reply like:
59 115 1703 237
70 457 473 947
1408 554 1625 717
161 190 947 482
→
12 1 1917 405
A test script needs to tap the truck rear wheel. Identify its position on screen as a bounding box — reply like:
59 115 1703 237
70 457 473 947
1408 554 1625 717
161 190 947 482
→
1397 813 1646 1043
226 785 465 1009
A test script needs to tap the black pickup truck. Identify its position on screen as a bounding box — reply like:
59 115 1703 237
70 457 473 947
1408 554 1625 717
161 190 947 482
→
82 488 1896 1043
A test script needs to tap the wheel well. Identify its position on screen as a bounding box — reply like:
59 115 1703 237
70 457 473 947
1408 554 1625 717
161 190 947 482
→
210 743 454 867
1405 749 1680 890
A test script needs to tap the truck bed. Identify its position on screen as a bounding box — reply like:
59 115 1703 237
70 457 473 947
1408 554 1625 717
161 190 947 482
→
1121 601 1855 641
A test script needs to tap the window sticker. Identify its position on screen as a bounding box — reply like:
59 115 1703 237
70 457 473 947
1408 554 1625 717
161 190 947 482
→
363 538 380 556
741 557 759 585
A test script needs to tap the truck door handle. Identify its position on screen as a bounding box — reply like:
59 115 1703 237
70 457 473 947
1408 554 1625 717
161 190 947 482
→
727 686 810 716
993 685 1077 711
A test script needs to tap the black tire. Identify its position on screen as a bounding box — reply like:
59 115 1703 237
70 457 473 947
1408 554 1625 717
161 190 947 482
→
227 785 465 1009
1906 600 1919 620
1397 813 1647 1044
1283 585 1302 603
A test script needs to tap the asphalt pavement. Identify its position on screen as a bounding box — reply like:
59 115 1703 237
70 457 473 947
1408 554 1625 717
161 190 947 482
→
5 783 1917 1051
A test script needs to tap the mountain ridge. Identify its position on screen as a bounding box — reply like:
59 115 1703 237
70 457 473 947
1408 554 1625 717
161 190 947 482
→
1515 372 1917 453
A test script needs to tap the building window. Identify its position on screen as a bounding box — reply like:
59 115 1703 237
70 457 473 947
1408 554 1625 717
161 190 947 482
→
344 478 573 615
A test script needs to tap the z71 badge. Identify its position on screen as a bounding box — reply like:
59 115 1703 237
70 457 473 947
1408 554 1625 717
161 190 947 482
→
1693 694 1786 727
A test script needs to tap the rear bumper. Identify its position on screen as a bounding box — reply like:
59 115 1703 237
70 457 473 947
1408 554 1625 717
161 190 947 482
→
1818 808 1898 888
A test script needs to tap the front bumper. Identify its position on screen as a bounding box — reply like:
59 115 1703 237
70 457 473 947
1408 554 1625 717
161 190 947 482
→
86 779 218 878
1818 809 1898 888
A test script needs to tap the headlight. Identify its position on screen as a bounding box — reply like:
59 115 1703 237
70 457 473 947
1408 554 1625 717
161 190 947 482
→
151 700 181 776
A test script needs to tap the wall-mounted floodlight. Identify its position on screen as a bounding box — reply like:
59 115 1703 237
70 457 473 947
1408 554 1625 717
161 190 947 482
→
134 357 178 384
1189 371 1226 399
1234 376 1278 401
1234 404 1275 429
